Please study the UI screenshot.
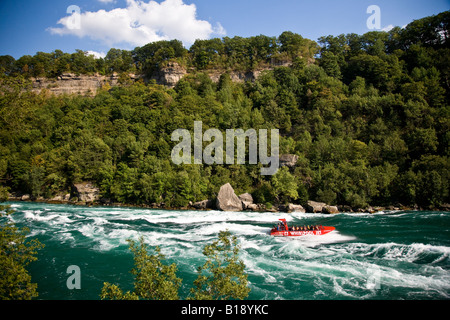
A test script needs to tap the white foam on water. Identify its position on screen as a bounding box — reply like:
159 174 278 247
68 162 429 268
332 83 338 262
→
130 210 293 225
10 203 450 299
23 210 74 225
344 242 450 264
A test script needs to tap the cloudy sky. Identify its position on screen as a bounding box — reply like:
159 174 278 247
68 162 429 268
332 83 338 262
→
0 0 448 58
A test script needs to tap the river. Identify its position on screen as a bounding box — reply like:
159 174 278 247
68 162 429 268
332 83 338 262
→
3 202 450 300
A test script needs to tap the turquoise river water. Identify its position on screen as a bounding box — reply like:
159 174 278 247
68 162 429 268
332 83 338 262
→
2 201 450 300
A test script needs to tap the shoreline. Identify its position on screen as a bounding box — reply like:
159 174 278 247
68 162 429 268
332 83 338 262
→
6 196 450 214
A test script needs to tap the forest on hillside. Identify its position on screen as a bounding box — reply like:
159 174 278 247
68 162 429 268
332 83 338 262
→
0 11 448 210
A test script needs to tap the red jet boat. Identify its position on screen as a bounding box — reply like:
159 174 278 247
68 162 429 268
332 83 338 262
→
270 219 335 237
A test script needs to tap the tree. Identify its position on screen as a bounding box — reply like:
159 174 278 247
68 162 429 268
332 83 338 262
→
271 166 299 204
319 51 342 79
0 55 16 75
0 205 44 299
132 40 187 75
105 48 134 74
101 231 250 300
100 236 181 300
190 230 250 300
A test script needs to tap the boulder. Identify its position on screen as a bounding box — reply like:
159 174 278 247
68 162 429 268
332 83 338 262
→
192 199 214 210
21 194 30 201
72 182 100 203
337 205 353 213
216 183 243 212
306 200 326 213
238 193 253 203
278 203 305 212
322 205 339 214
239 193 254 210
245 203 260 211
49 194 63 202
288 203 306 213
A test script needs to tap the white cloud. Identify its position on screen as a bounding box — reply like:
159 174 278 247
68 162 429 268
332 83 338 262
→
48 0 225 48
214 22 226 37
98 0 115 3
381 24 394 32
86 50 106 59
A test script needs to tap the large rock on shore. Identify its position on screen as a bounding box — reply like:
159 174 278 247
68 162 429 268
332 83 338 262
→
306 200 327 213
288 203 306 213
191 199 214 210
322 205 339 214
216 183 243 212
278 203 306 213
239 193 254 210
72 182 100 203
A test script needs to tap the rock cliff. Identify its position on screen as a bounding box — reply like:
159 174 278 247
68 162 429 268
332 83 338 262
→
150 62 187 87
71 182 100 203
31 73 131 96
30 60 294 95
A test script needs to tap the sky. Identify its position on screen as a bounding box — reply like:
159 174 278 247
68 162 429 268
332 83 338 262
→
0 0 448 59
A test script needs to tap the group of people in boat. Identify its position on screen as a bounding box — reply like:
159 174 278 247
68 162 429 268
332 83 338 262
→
274 223 324 232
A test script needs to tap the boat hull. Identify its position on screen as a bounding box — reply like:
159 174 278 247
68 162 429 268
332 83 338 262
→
270 226 335 237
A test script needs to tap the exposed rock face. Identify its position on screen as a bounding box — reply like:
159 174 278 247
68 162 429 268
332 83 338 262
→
30 60 296 96
31 73 132 96
280 154 299 168
151 62 187 88
207 70 261 84
306 200 327 213
72 182 100 203
216 183 243 212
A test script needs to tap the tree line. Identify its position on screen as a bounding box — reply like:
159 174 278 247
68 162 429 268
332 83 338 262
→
0 11 449 210
0 31 317 78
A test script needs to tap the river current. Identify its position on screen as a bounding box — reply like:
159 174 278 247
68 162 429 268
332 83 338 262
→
3 202 450 300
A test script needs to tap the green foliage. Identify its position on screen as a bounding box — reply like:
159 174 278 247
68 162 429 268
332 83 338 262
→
0 11 449 209
271 167 298 204
189 230 250 300
101 237 181 300
0 205 44 299
101 231 249 300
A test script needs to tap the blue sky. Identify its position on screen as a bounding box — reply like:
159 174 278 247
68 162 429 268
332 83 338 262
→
0 0 448 59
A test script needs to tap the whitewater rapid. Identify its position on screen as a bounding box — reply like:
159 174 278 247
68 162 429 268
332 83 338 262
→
4 202 450 300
